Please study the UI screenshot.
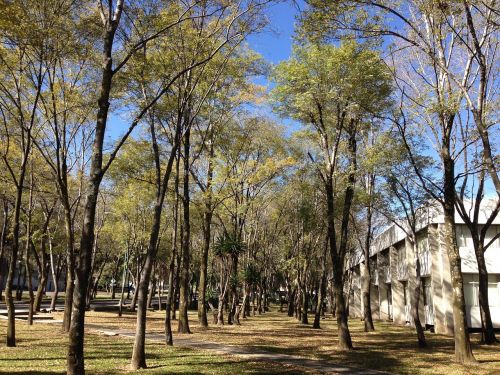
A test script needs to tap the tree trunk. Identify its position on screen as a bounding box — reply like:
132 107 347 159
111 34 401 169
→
178 125 191 334
442 150 476 363
361 261 374 332
475 241 496 344
131 115 179 368
301 286 309 324
228 254 239 324
16 256 25 301
5 180 26 347
66 9 123 372
217 292 225 325
34 215 51 312
410 238 426 348
198 190 213 328
26 226 34 325
287 287 296 317
131 202 165 369
62 199 75 333
118 248 129 317
324 125 356 351
147 270 155 309
165 153 180 345
49 243 60 312
0 200 9 302
313 274 326 329
129 260 140 312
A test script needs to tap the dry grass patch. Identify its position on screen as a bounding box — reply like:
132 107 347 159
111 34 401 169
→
32 306 500 374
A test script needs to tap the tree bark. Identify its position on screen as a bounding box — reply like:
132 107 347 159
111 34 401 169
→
198 138 214 328
410 238 426 348
5 172 27 347
474 241 496 344
360 261 374 332
178 125 191 334
442 148 476 363
131 111 180 369
66 5 123 372
165 152 180 345
0 200 9 302
287 287 296 317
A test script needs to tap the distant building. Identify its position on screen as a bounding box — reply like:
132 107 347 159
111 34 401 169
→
346 201 500 335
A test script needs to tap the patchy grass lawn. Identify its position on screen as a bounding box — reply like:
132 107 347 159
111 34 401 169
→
0 318 304 374
183 310 500 375
2 306 499 374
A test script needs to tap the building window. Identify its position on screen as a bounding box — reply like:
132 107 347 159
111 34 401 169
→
463 274 500 307
423 278 432 307
402 281 409 306
456 225 473 248
485 227 500 249
488 274 500 307
464 274 479 307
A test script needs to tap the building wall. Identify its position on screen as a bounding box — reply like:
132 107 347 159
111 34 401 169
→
347 222 500 335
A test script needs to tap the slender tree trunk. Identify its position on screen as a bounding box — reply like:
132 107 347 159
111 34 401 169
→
301 285 309 324
228 254 239 324
165 153 180 345
0 201 9 302
313 274 326 329
34 211 52 312
361 261 374 332
324 127 356 351
25 181 35 325
66 8 123 372
62 198 75 332
474 241 496 344
217 291 225 325
131 202 165 369
111 259 119 300
442 148 476 363
287 287 296 317
362 187 375 332
131 117 179 369
118 249 129 317
147 269 155 309
198 208 212 327
5 180 26 347
129 260 141 312
49 240 59 312
16 255 25 301
410 238 426 348
178 126 191 334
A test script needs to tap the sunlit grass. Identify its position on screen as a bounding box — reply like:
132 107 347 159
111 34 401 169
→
1 306 499 374
0 317 304 374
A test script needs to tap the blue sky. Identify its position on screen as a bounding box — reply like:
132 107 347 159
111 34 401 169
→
247 1 301 65
106 1 302 145
244 1 304 134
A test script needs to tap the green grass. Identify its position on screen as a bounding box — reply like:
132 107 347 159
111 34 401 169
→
0 319 305 374
1 307 499 374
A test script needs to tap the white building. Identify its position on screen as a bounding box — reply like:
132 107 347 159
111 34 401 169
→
347 201 500 335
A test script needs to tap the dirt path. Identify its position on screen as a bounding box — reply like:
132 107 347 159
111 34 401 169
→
84 323 391 374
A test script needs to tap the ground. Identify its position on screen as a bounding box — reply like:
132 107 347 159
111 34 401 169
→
0 305 499 374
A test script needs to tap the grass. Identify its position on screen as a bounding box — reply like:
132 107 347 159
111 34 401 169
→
187 311 500 375
0 318 304 374
1 306 499 374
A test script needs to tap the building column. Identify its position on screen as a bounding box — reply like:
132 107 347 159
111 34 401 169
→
430 224 454 335
391 245 405 325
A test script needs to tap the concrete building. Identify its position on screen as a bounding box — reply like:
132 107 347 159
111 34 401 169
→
346 201 500 335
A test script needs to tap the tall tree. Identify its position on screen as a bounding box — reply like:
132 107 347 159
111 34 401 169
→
272 42 392 349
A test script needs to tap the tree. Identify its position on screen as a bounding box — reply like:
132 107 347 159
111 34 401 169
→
272 41 392 350
299 0 499 362
0 0 50 346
